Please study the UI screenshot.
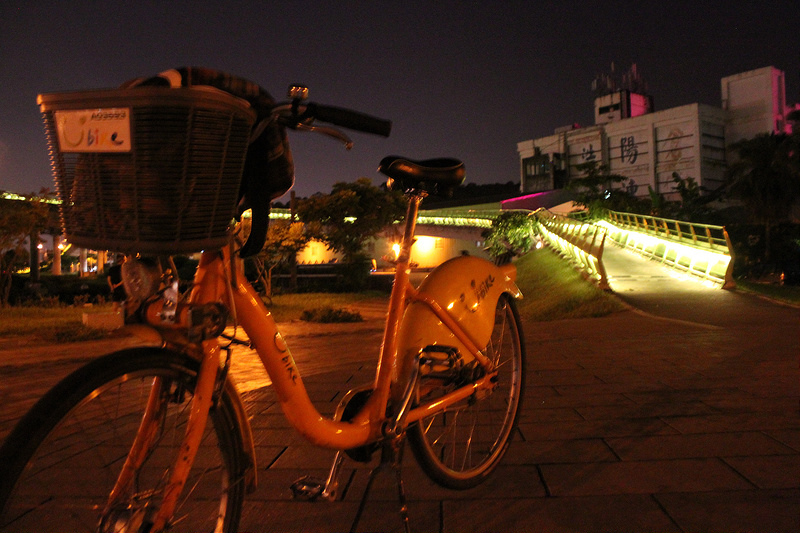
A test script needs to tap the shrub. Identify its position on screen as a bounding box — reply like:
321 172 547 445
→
299 307 363 323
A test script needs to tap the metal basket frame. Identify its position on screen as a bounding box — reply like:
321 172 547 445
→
38 86 257 254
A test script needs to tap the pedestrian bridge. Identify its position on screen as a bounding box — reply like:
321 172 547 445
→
534 209 735 290
272 206 735 289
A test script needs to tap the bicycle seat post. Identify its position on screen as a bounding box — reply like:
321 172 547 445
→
398 192 424 261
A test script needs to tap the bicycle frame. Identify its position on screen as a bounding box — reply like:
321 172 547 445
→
114 193 520 531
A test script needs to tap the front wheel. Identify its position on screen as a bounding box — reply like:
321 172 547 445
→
0 348 247 533
408 294 525 489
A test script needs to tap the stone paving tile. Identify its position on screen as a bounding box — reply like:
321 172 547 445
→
517 417 679 441
249 411 298 429
531 368 605 386
576 400 719 419
539 458 754 496
517 406 584 422
2 288 797 532
240 499 440 533
504 438 618 464
251 427 308 446
767 428 800 452
701 395 799 414
723 455 800 489
343 462 548 502
663 412 800 434
551 382 670 396
606 431 798 460
253 445 290 473
270 443 355 471
443 494 681 533
655 489 800 533
526 391 636 409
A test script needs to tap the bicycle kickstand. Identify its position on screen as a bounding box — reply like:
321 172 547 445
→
350 436 412 533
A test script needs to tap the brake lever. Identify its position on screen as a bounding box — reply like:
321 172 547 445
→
274 96 355 149
294 122 354 150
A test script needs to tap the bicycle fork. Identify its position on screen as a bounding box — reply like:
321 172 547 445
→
101 339 222 533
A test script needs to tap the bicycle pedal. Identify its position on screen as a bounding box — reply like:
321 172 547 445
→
290 475 331 501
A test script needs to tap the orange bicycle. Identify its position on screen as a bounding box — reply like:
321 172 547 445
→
0 80 525 532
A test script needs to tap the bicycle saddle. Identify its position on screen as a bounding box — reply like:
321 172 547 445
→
379 156 465 197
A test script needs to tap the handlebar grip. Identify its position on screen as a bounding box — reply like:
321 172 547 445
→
307 103 392 137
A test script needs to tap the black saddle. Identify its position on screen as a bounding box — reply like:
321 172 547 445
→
379 156 465 197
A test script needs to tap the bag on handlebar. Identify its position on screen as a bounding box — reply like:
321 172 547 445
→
122 67 294 256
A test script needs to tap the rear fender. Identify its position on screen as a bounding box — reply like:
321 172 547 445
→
393 256 520 393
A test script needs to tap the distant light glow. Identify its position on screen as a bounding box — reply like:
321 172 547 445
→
500 191 549 207
414 236 437 255
1 192 60 205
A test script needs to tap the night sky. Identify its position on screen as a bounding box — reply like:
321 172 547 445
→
1 1 798 199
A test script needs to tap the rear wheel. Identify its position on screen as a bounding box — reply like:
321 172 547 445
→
0 348 247 533
408 294 525 489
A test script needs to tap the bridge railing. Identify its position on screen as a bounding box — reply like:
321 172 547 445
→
533 209 610 290
598 210 735 289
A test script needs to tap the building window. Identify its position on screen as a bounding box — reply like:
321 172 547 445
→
522 150 567 192
598 103 621 114
522 154 550 177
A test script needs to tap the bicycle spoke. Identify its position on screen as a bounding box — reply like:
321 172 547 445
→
0 349 245 533
409 295 525 489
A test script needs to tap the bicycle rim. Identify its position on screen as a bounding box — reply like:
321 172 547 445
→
0 348 245 533
408 294 525 489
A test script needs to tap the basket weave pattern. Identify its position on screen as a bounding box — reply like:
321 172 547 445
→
40 88 255 254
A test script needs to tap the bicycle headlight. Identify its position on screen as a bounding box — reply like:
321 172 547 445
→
121 257 162 301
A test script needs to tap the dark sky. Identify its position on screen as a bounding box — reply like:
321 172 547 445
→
1 1 798 199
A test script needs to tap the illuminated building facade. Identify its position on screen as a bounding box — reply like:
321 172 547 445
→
517 66 796 201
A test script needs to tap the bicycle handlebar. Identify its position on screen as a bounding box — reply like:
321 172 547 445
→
304 103 392 137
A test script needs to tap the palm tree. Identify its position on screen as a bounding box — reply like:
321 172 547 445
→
725 132 800 263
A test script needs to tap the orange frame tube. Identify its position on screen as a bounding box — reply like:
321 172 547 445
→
145 206 499 528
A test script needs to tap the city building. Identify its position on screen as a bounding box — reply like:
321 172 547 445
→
516 66 796 202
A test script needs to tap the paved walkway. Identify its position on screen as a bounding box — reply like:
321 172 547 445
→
1 245 798 532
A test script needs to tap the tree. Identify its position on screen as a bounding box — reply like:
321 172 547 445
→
483 211 538 259
0 193 50 306
725 132 800 262
296 178 406 263
669 172 712 221
256 220 309 299
566 161 632 216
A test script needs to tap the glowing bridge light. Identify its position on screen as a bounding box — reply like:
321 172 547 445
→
268 209 494 228
596 219 733 287
1 192 61 205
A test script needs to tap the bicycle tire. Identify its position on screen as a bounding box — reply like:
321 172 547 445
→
0 347 247 533
408 293 525 489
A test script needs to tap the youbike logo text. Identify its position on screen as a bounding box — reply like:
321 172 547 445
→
54 108 131 153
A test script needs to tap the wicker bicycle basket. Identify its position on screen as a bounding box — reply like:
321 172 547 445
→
38 86 257 254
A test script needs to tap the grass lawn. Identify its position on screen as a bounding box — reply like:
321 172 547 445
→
736 279 800 306
0 306 110 343
513 247 625 320
265 292 388 323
